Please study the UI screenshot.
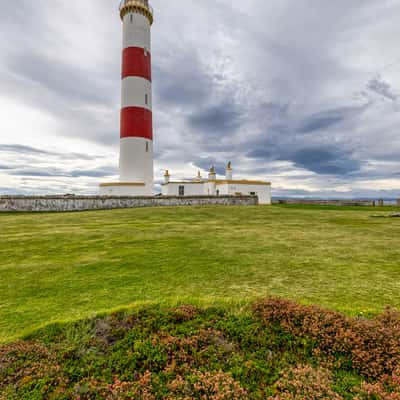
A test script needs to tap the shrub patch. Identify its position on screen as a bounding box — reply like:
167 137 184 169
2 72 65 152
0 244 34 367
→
1 299 400 399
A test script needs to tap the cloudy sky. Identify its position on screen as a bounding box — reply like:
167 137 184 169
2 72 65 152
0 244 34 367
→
1 0 400 198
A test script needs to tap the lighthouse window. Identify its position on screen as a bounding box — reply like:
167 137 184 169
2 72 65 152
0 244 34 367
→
145 93 148 105
146 141 149 152
130 13 133 22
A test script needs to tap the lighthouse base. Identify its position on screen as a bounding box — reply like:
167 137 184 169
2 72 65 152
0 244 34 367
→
99 182 153 196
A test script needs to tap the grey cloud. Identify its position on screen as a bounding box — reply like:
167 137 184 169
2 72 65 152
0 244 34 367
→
70 167 118 178
299 115 343 134
188 102 244 134
10 168 68 177
10 166 117 178
246 148 275 160
0 144 101 161
0 144 51 156
367 75 397 101
192 158 227 176
246 135 280 160
154 49 212 107
0 1 120 147
247 132 363 176
290 146 362 175
7 51 112 106
298 106 366 134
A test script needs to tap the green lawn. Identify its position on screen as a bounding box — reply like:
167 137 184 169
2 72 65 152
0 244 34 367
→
1 204 400 343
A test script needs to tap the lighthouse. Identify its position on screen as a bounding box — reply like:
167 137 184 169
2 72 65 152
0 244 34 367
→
100 0 154 196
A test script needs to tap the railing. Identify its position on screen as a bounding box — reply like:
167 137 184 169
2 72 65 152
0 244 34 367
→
119 0 153 16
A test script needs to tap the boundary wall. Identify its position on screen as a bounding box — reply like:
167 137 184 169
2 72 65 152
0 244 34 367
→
272 199 399 206
0 195 258 212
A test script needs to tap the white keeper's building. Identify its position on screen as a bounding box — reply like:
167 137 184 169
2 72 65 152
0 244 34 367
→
162 163 272 205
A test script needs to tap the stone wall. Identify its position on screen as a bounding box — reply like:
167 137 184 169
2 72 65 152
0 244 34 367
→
272 199 378 206
0 195 258 213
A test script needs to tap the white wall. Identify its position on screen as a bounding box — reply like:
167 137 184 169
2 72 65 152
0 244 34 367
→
162 183 204 196
204 181 217 196
224 183 271 204
161 181 272 204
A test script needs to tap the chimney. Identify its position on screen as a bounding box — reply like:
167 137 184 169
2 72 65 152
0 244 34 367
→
194 170 203 182
164 170 170 184
226 161 233 180
208 166 216 180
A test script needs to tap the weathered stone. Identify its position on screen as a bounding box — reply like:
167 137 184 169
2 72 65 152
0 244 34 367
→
0 195 258 213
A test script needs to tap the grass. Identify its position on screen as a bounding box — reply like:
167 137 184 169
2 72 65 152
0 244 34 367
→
1 204 400 343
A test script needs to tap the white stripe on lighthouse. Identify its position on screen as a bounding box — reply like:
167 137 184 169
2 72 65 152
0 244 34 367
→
119 137 153 187
121 77 152 110
123 13 151 50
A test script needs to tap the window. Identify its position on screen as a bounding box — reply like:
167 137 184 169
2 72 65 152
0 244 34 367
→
216 190 220 196
145 93 148 105
130 13 133 22
145 141 149 152
179 186 185 196
250 192 256 196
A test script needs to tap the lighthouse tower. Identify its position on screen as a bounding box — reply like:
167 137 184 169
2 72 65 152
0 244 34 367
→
100 0 154 196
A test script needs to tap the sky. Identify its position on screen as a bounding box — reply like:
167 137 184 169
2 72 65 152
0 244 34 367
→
0 0 400 198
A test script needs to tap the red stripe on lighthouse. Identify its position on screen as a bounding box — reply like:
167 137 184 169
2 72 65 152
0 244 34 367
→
122 47 152 81
120 107 153 140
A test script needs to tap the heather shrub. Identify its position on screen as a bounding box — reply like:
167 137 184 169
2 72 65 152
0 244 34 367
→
0 341 68 398
3 300 400 399
172 305 199 322
355 367 400 400
268 365 343 399
166 370 249 400
73 372 156 400
253 298 400 379
70 370 247 400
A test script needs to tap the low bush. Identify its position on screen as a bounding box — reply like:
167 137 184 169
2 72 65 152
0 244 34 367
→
254 298 400 379
268 365 343 399
1 299 400 399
